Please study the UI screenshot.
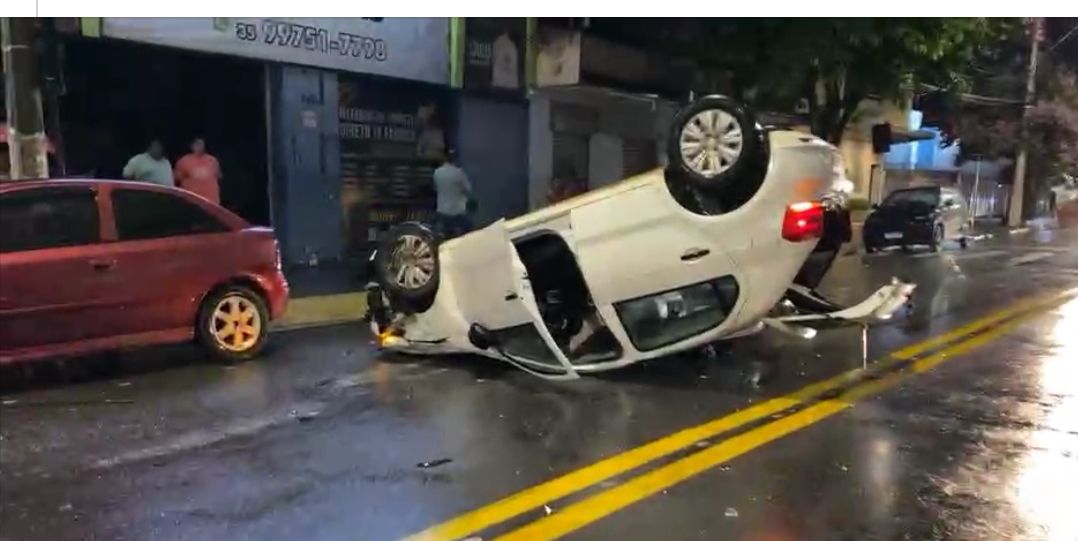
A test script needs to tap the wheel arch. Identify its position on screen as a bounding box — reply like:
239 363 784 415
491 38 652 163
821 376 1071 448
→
195 274 273 328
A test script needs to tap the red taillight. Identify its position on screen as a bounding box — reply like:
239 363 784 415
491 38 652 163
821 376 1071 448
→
782 201 824 242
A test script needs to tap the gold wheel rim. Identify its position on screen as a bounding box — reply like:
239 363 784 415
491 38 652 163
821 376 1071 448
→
210 295 261 352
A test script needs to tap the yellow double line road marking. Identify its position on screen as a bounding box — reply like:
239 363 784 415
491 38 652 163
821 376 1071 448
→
403 289 1076 541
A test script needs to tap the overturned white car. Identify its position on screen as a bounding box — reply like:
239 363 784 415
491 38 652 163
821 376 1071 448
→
366 96 915 379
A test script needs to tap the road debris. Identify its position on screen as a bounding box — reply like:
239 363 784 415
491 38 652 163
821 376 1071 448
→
290 409 321 422
416 458 453 469
725 507 739 518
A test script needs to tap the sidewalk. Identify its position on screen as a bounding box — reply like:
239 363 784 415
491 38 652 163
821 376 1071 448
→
273 261 369 331
275 293 368 331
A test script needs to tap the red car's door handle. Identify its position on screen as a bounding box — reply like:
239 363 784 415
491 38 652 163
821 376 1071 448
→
89 259 117 271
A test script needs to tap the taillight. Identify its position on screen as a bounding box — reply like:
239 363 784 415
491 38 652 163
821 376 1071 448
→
782 201 824 242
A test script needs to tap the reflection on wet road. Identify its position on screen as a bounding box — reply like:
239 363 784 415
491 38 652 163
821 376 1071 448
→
1 228 1077 541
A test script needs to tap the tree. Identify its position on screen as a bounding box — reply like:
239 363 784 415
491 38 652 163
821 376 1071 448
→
588 18 1018 143
929 19 1078 216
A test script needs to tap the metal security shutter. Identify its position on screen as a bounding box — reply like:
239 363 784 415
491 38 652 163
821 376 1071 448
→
622 138 657 177
552 131 590 189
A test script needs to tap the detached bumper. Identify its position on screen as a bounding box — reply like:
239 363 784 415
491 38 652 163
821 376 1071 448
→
764 278 916 337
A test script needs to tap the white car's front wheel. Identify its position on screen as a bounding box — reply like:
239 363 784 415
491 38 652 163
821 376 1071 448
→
374 222 440 312
667 95 761 193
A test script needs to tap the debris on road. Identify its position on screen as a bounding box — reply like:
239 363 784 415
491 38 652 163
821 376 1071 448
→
290 409 321 422
416 458 453 469
544 504 553 515
725 507 739 518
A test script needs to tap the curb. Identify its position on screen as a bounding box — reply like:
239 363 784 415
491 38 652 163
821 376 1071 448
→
272 292 368 332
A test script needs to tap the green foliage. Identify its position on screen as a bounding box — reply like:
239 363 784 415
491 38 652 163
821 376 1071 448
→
592 18 1017 143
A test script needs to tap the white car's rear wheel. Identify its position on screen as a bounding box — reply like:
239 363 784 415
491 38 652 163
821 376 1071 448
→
667 95 761 193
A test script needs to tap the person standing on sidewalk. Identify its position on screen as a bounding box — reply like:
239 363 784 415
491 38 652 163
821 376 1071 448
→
174 137 222 205
123 139 173 187
432 148 474 239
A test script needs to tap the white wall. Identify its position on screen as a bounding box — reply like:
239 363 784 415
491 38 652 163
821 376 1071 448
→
528 95 553 210
588 133 622 189
527 87 676 209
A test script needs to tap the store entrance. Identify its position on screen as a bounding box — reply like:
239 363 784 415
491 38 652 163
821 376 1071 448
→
59 38 270 224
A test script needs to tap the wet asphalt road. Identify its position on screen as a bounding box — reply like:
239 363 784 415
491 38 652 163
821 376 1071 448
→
2 227 1077 541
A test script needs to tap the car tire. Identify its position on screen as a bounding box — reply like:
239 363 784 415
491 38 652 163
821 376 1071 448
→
865 244 877 254
374 222 440 313
959 236 969 249
929 224 943 252
666 95 761 193
197 285 270 363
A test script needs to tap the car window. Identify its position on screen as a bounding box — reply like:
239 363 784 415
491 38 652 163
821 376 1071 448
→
0 187 100 253
112 189 229 241
882 188 939 208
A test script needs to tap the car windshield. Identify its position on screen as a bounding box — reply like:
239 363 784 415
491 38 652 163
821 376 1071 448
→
882 188 939 209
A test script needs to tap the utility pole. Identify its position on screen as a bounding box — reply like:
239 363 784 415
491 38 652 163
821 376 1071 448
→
2 17 49 180
1007 17 1042 227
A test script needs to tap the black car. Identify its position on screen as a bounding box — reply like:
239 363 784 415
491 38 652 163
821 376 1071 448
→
863 186 971 253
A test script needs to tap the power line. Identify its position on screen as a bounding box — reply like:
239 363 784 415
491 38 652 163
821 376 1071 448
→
1048 23 1078 53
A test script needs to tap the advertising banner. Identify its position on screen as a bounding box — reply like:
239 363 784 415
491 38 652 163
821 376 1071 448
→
104 17 449 84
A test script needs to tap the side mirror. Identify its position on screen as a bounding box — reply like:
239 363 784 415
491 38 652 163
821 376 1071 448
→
467 323 498 350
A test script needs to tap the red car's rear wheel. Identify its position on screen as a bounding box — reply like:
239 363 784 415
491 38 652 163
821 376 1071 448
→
197 285 269 362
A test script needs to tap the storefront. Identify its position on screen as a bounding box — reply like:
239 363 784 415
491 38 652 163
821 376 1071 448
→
79 17 453 266
55 32 271 224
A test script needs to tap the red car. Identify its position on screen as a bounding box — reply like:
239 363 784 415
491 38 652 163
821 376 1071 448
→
0 180 288 364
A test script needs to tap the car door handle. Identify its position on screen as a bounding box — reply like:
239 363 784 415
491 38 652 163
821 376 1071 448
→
681 248 711 262
90 259 117 271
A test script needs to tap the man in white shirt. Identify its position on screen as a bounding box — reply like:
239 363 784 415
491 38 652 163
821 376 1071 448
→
122 140 174 187
432 148 474 239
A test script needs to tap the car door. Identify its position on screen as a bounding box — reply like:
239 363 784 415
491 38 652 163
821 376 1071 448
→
96 186 235 337
939 191 963 240
568 183 739 307
441 220 580 379
0 185 109 353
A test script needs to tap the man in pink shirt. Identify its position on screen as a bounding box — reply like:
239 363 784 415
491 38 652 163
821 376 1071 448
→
174 137 221 205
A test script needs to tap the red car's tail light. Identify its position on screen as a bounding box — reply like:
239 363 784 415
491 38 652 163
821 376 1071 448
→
782 201 824 242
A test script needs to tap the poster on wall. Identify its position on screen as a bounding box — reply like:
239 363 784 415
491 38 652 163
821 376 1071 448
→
103 17 449 84
338 76 450 254
463 18 526 93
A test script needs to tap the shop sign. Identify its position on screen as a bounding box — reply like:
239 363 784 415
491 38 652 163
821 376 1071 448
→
337 76 450 250
463 18 526 93
103 17 449 84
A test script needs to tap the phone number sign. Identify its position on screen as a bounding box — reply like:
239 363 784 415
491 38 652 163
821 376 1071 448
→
103 18 449 84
